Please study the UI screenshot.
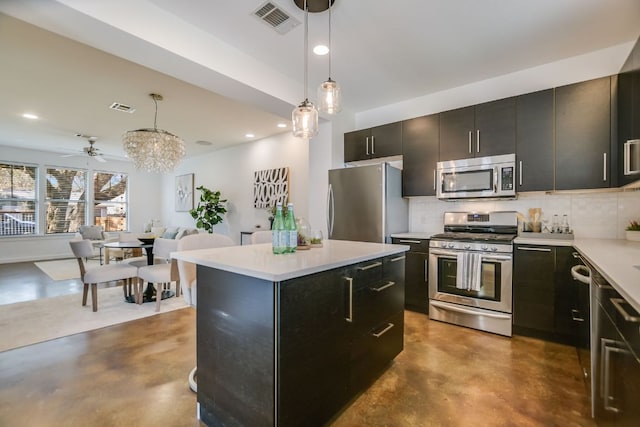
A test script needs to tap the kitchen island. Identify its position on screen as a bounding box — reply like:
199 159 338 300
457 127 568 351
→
172 239 409 426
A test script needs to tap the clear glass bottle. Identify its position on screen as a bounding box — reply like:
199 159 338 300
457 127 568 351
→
284 203 297 253
271 203 286 254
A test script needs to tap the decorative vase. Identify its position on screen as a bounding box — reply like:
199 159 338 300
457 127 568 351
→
625 230 640 241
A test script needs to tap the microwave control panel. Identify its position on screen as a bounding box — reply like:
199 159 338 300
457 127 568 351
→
501 166 514 190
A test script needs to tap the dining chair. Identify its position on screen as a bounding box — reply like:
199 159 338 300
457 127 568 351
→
69 240 138 312
250 230 273 244
135 238 180 312
176 233 235 392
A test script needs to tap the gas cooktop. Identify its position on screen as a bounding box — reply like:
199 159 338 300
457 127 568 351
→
430 232 516 242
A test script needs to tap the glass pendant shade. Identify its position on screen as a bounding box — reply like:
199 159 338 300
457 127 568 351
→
292 99 319 138
318 78 342 114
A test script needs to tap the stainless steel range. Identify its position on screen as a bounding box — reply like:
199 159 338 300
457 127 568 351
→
428 211 518 336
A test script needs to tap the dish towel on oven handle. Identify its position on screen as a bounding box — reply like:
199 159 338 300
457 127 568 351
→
455 252 482 291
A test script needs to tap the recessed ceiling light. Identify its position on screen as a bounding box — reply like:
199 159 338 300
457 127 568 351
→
277 123 287 128
245 133 255 138
22 113 38 120
313 45 329 55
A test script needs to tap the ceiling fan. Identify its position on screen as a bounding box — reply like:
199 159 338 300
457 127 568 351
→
61 134 107 162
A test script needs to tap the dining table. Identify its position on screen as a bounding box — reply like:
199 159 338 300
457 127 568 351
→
102 240 175 303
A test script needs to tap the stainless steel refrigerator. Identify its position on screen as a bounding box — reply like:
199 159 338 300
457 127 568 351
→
327 163 408 243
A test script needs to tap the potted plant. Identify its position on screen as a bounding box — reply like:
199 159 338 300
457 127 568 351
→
190 186 227 233
626 220 640 241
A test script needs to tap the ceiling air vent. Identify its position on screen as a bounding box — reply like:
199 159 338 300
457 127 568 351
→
252 1 300 34
109 102 136 113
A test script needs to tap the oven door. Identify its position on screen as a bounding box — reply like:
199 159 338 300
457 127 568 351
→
428 248 512 313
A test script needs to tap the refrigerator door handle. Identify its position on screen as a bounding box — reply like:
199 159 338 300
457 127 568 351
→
327 184 334 238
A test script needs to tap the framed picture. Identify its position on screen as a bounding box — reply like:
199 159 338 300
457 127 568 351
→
175 173 194 212
254 167 289 208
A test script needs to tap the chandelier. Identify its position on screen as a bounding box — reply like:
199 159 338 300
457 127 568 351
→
122 93 185 173
317 0 341 114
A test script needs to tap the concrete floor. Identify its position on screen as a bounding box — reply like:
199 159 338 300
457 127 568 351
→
0 261 594 426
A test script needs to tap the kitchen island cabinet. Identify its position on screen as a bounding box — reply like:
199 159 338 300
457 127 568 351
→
172 240 408 427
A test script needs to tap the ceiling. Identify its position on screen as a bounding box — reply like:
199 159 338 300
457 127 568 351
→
0 0 639 163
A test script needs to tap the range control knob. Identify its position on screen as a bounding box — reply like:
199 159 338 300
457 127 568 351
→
481 245 489 251
490 247 498 252
463 244 471 250
448 243 455 249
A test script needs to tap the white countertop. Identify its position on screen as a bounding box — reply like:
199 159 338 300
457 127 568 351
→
573 238 640 313
171 239 410 282
391 232 440 240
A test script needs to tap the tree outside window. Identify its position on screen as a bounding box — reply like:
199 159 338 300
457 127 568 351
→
0 163 37 236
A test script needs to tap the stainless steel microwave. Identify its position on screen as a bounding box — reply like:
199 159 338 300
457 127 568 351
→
436 154 516 200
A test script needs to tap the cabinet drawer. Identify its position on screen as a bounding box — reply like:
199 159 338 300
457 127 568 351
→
353 274 404 335
350 311 404 393
391 237 429 253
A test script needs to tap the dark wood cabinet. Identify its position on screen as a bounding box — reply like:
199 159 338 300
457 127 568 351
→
344 122 402 162
555 76 613 190
439 98 515 161
392 237 429 313
513 244 579 345
401 114 439 196
516 89 554 191
618 70 640 186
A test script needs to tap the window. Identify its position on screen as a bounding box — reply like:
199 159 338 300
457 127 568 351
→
94 172 128 231
46 168 86 234
0 163 37 236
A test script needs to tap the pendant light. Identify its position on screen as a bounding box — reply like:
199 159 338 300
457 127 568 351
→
292 0 319 138
317 0 341 114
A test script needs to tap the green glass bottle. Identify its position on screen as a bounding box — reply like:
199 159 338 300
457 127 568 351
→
271 203 286 254
284 202 297 253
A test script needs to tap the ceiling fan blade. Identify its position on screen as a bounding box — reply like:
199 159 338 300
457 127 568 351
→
60 153 79 158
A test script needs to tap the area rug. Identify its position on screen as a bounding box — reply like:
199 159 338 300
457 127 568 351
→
0 286 189 352
34 258 99 281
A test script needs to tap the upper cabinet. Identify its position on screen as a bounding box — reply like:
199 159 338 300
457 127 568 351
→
344 122 402 163
439 97 516 161
618 37 640 186
555 76 614 190
402 114 439 197
516 89 554 192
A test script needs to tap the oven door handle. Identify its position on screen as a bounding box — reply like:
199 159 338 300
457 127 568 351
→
430 300 512 319
429 249 458 257
481 255 512 262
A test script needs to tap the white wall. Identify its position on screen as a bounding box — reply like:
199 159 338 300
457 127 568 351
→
161 131 312 244
0 145 161 263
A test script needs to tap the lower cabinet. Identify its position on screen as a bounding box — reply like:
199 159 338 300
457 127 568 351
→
512 244 580 345
279 255 405 426
391 237 429 313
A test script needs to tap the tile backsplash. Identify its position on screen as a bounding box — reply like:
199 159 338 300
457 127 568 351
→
409 190 640 239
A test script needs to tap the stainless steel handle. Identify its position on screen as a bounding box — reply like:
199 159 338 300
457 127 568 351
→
345 277 353 323
519 160 523 186
371 135 375 154
603 343 629 413
358 261 382 271
430 300 512 319
327 184 334 238
390 255 405 262
398 239 421 244
372 323 394 338
570 265 591 285
429 249 458 257
433 169 436 191
482 255 513 262
571 309 585 322
624 139 640 175
493 166 498 193
365 136 370 155
517 247 552 252
476 129 480 153
603 152 607 181
371 281 396 292
468 131 472 153
611 297 640 322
